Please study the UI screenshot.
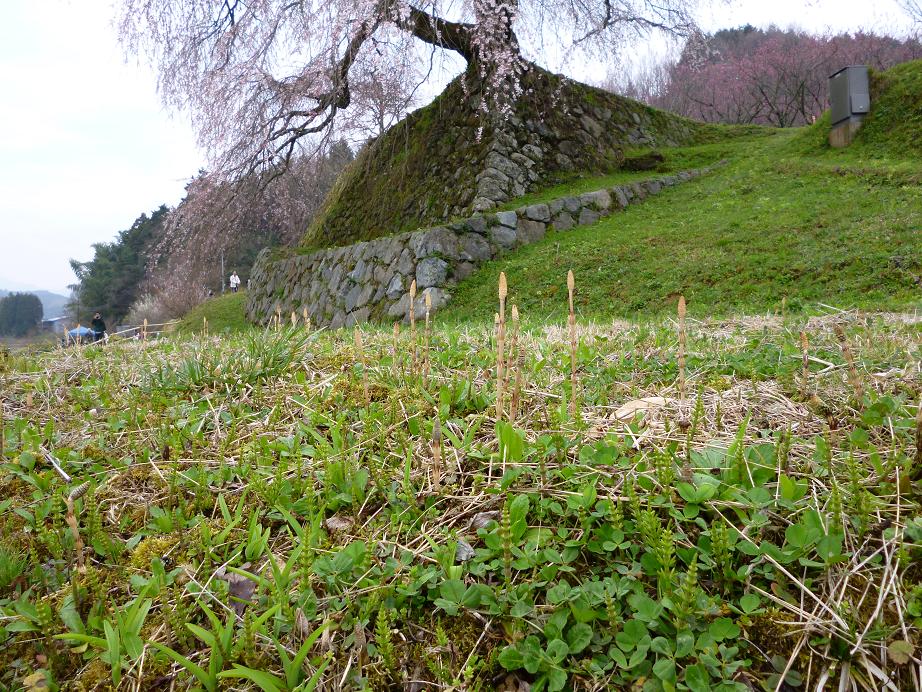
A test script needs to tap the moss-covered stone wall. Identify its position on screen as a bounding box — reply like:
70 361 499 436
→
247 165 721 327
301 66 711 250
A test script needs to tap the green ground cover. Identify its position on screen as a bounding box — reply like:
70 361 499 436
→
442 127 922 323
0 311 920 691
177 292 250 335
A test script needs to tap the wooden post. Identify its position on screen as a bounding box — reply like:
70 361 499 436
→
142 318 148 341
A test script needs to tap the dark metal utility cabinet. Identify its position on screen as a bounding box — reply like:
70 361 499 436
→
828 65 869 147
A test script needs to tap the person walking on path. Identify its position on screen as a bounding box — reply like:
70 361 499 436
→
91 313 107 342
229 271 241 293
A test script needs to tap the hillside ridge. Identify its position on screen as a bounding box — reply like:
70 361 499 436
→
301 66 735 250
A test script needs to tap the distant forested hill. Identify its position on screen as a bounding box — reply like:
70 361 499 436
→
0 289 69 318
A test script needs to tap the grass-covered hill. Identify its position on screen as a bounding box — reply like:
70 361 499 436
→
1 308 920 690
441 60 922 322
302 66 754 250
796 58 922 158
176 291 249 335
441 127 922 322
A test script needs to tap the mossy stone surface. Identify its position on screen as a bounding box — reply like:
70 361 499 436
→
302 65 714 250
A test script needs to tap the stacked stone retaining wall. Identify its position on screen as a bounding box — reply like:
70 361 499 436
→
246 165 723 327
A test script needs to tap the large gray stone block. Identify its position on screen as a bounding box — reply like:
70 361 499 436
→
416 257 449 288
516 217 546 245
329 311 346 330
611 186 630 209
454 261 475 282
561 196 581 213
387 293 410 318
553 211 575 231
523 203 551 222
578 209 600 226
411 226 461 260
490 225 517 250
466 215 488 234
472 196 497 212
580 189 611 211
385 274 404 299
460 233 492 262
495 210 518 228
396 248 415 276
345 307 371 327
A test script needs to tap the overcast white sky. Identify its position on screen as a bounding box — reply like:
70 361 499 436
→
0 1 915 296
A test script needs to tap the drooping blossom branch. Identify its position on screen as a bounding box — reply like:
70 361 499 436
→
118 0 699 185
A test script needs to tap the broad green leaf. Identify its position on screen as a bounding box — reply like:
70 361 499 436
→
566 623 593 654
708 618 740 641
546 667 568 692
218 665 285 692
653 657 676 682
888 639 914 665
545 638 569 664
817 533 843 562
149 640 215 692
186 623 218 648
439 578 465 603
739 594 761 614
778 474 806 502
433 598 459 615
569 594 597 623
54 632 107 649
498 645 525 670
629 593 663 622
684 663 711 692
675 629 695 658
103 620 122 687
547 581 572 604
508 494 530 540
650 636 672 655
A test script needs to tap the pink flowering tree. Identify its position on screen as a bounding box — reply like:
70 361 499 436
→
118 0 698 182
610 27 922 126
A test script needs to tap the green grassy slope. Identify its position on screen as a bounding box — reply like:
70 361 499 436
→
441 60 922 322
301 66 759 250
2 313 920 691
851 59 922 157
789 60 922 160
441 129 922 323
177 292 249 334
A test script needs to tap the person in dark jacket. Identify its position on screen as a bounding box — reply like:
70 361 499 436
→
91 313 106 342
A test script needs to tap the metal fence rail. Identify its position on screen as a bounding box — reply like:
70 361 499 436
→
64 319 180 346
